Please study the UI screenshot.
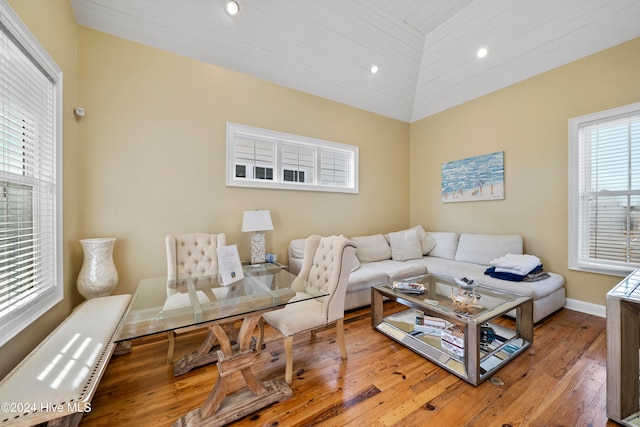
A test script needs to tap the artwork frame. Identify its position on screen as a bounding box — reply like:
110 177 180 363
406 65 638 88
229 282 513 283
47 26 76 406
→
441 151 504 203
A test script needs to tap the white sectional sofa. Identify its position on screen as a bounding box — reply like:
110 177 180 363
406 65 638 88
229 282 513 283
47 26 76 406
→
288 226 566 323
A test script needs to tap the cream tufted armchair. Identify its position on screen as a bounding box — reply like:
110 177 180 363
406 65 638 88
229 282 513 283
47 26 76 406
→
261 234 357 384
165 232 226 363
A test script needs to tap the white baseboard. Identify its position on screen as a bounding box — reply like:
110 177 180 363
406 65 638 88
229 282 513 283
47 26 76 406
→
564 297 606 318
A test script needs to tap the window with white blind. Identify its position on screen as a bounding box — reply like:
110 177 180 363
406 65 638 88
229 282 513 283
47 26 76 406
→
569 102 640 276
0 3 62 346
226 122 358 193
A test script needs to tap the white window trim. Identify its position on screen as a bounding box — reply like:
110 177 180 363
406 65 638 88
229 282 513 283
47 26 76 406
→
0 2 63 346
226 122 358 193
568 101 640 277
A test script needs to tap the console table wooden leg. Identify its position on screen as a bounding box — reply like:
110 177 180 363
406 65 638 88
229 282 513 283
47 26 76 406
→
174 314 292 427
173 326 221 376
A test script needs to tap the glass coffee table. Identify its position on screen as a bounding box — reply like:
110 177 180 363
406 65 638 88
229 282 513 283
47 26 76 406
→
371 273 533 386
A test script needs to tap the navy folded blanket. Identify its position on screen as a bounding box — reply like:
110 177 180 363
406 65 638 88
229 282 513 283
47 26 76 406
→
484 264 545 282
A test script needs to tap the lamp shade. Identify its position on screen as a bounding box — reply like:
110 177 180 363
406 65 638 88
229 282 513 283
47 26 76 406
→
241 210 274 232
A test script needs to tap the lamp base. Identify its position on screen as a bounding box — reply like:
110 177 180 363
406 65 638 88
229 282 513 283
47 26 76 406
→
250 231 266 264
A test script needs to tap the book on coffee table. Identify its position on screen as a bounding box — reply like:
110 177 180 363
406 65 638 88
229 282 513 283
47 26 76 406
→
391 280 425 294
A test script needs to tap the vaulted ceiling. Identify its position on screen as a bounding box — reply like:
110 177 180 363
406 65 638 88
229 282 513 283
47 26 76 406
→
71 0 640 123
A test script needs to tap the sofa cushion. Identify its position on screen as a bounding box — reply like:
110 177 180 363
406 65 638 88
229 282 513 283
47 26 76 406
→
426 232 459 260
352 234 391 263
479 271 565 300
347 262 392 292
373 259 427 281
454 233 523 265
388 229 423 261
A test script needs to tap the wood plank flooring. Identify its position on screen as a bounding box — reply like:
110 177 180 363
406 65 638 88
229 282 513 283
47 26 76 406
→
80 303 619 427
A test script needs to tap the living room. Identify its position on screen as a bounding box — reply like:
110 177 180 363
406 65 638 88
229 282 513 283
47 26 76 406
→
1 0 640 417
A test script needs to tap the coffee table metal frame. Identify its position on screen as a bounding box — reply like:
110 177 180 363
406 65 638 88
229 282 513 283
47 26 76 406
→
371 273 533 386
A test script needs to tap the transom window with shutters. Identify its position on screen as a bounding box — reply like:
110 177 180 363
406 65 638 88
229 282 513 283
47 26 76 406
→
569 102 640 276
0 3 63 346
226 122 358 193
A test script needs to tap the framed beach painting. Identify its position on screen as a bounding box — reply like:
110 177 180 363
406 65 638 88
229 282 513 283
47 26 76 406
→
441 151 504 203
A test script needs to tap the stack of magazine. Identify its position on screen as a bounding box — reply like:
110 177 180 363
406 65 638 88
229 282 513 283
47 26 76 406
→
391 280 425 294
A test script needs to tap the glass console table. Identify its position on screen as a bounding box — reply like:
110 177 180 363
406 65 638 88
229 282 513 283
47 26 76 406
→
371 273 533 386
116 265 326 426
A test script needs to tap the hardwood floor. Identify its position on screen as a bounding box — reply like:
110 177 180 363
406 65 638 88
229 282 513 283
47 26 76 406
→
81 303 619 427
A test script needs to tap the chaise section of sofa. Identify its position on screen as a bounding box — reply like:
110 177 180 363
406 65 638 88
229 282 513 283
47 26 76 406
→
288 227 566 323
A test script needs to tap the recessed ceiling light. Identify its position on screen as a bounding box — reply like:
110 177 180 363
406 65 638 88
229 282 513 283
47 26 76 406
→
369 64 379 74
476 47 489 58
226 0 240 16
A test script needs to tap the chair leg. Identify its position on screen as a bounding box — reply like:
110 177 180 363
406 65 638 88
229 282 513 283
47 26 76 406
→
284 335 294 384
336 318 347 360
256 319 265 354
167 331 176 364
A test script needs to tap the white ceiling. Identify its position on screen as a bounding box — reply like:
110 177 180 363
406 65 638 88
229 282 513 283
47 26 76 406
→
70 0 640 123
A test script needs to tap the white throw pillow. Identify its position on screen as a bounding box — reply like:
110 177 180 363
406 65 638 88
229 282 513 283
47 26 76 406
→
412 225 437 255
388 229 423 261
352 234 392 263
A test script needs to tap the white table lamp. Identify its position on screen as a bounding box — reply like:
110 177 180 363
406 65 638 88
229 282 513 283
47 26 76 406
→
242 210 274 264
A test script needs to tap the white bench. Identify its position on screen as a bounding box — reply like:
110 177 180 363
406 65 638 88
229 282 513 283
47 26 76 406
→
0 294 131 426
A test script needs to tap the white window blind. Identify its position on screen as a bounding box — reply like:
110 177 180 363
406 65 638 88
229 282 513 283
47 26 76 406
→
0 4 62 346
569 102 640 276
226 122 358 193
320 150 350 187
233 135 275 180
281 143 314 184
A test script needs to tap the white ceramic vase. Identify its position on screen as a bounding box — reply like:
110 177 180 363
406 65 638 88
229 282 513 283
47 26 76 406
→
77 238 119 299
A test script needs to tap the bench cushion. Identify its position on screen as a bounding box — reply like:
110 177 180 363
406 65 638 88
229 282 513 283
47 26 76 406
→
0 294 131 426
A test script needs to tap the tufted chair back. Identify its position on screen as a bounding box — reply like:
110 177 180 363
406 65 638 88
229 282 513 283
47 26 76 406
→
166 233 227 278
293 234 357 323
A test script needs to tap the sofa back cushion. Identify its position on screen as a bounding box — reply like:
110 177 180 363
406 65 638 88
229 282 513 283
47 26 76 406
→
427 232 459 260
388 228 423 261
454 233 523 265
289 238 306 259
352 234 391 263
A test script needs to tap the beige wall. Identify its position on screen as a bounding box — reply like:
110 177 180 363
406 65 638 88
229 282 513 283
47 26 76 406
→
410 37 640 307
76 27 410 296
0 0 79 378
1 0 638 379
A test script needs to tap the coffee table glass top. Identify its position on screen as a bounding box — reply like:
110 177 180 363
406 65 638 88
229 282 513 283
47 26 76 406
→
372 273 533 385
117 264 325 341
379 273 530 324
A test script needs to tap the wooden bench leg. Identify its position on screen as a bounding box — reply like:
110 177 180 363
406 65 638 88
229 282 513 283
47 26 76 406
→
46 411 84 427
